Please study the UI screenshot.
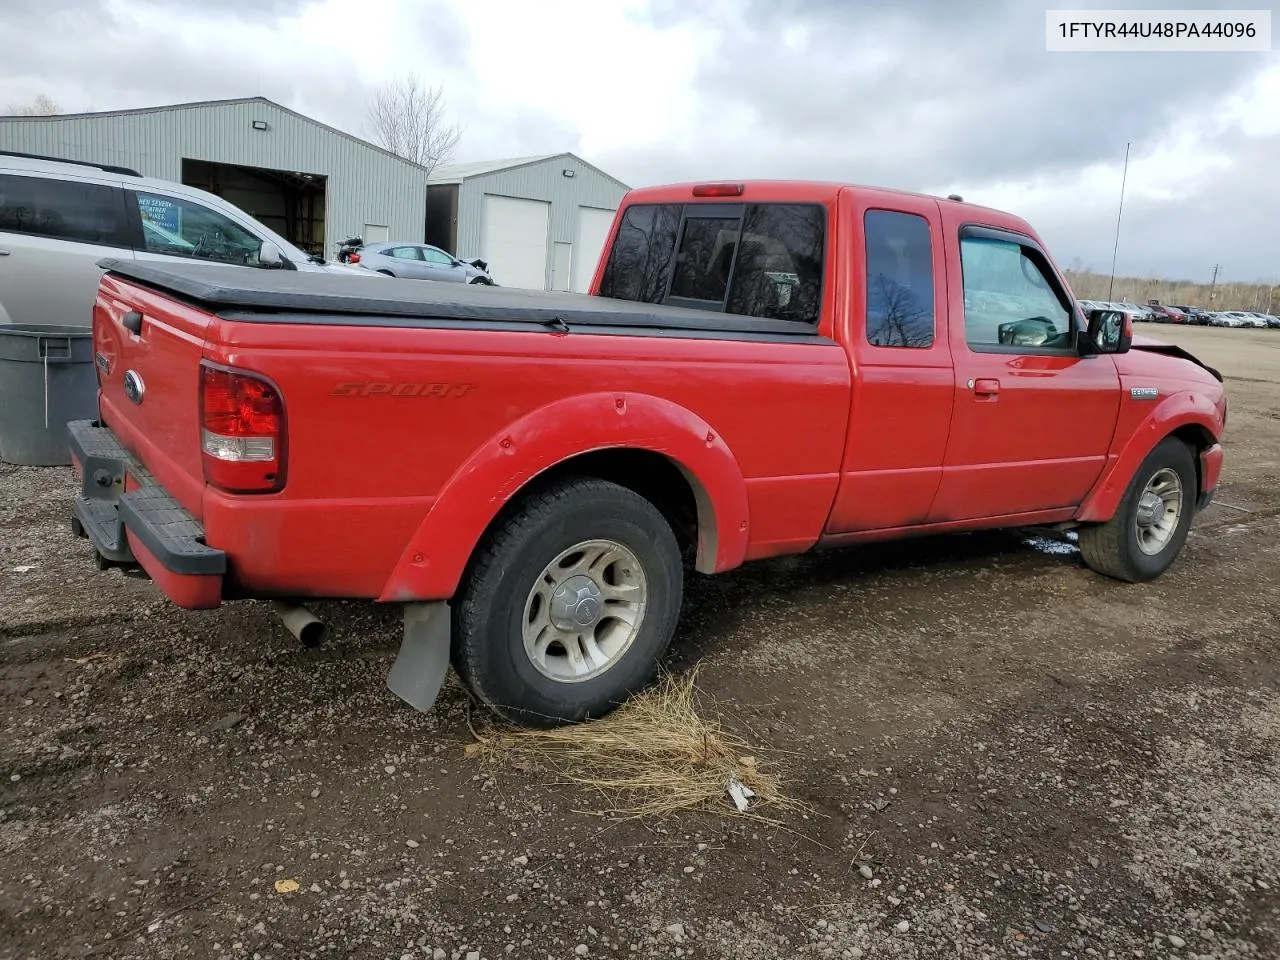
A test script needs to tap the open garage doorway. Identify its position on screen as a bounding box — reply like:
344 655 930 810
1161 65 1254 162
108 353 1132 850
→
181 159 327 257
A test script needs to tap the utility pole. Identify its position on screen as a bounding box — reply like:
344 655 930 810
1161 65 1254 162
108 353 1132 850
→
1208 263 1220 306
1107 141 1131 302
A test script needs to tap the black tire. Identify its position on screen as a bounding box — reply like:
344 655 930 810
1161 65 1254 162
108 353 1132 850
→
1078 437 1197 583
453 477 684 727
469 277 492 285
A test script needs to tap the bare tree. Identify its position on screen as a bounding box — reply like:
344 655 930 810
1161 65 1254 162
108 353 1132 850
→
365 74 460 177
4 94 60 116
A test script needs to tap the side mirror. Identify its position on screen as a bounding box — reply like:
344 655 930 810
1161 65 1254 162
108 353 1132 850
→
1087 309 1131 354
258 242 294 270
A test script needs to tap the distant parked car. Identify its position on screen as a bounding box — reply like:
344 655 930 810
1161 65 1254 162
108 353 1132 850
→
1147 303 1188 324
352 242 495 284
1119 301 1156 322
1208 312 1244 327
1170 305 1209 325
1220 312 1265 328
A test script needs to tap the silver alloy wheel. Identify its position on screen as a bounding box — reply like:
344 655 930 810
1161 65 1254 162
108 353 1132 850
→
522 539 648 683
1133 466 1183 556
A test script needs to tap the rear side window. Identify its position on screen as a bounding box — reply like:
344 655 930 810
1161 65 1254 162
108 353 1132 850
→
864 210 935 348
0 174 129 247
599 202 826 325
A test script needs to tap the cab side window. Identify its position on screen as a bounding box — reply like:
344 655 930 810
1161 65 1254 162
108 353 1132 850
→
134 192 265 266
960 235 1073 351
864 210 934 348
0 174 129 247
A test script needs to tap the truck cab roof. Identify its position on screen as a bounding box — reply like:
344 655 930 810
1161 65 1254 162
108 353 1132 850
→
623 180 1040 239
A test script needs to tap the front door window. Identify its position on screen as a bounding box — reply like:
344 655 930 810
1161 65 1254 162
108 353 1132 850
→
960 236 1074 352
134 192 265 266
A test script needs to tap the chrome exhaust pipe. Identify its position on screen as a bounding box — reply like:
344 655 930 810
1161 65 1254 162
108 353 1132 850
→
271 601 327 648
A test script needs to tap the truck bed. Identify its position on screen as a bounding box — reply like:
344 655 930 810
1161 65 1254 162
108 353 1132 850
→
97 259 824 341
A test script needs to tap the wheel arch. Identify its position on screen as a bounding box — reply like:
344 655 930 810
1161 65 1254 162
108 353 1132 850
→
1168 422 1216 498
376 392 750 602
1077 392 1222 523
482 447 716 572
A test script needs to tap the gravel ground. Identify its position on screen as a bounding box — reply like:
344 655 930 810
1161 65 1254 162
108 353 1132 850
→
2 325 1278 959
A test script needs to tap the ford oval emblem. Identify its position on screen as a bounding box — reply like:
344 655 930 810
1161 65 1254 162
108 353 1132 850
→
123 370 146 405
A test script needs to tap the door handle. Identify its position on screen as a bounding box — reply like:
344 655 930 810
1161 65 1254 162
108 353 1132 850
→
971 377 1000 398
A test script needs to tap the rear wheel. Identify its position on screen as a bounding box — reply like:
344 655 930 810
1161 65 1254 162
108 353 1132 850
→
1078 437 1197 582
453 477 684 727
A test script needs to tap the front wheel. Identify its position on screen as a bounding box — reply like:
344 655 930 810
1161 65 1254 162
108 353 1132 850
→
1078 437 1198 582
453 477 684 727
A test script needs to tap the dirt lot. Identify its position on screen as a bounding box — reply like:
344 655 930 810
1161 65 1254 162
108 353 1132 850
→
2 325 1278 960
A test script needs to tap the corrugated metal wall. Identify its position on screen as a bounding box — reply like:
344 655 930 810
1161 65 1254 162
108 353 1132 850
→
0 100 427 255
453 155 628 288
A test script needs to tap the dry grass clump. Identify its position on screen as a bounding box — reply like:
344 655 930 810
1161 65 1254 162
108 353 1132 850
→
466 668 800 821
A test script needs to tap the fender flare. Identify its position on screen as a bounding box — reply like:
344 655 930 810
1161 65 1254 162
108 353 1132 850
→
377 392 751 602
1075 390 1222 523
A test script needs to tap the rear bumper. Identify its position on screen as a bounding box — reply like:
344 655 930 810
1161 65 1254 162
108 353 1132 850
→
68 419 225 609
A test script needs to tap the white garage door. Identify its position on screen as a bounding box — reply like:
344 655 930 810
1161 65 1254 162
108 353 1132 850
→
481 195 551 289
571 206 617 293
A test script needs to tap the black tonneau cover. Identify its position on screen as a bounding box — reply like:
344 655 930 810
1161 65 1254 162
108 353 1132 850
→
98 259 822 339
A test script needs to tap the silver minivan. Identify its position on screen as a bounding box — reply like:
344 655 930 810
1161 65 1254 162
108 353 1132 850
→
0 151 370 327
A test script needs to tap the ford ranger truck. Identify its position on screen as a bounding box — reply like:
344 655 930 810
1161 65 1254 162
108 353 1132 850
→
67 180 1227 727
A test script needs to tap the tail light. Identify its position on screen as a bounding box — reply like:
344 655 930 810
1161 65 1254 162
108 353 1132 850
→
199 361 286 493
348 252 361 264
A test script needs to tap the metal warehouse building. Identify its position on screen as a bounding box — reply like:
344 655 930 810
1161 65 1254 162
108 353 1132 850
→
426 155 629 291
0 97 630 289
0 98 427 259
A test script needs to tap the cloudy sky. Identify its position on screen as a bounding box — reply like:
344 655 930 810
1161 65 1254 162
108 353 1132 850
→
3 0 1277 282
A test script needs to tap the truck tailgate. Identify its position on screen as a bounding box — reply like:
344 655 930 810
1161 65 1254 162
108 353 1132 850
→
93 273 214 520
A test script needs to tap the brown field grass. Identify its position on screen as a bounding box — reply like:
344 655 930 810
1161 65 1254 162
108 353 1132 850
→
465 669 800 822
1065 269 1278 313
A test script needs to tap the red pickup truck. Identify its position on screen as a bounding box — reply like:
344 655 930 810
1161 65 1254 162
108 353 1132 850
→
68 180 1227 727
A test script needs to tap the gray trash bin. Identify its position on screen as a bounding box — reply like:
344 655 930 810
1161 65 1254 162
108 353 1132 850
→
0 324 99 466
